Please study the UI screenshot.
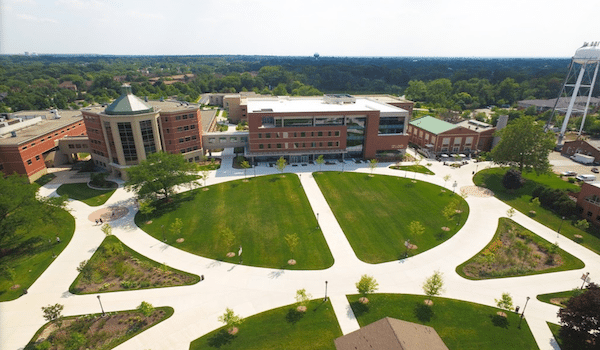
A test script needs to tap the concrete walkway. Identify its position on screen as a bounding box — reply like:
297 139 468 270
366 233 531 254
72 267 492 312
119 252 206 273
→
0 153 598 350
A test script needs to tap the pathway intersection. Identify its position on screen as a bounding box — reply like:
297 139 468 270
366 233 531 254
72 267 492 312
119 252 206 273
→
0 153 598 350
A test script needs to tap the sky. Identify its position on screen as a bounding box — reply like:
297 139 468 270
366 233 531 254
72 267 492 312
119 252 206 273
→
1 0 599 57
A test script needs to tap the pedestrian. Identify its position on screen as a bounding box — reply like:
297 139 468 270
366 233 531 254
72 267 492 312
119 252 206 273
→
95 219 99 225
56 236 60 243
99 218 103 224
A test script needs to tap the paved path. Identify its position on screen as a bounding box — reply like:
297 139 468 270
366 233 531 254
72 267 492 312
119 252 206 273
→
1 154 598 350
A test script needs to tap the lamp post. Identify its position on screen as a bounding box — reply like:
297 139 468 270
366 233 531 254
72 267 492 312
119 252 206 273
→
557 216 565 238
161 225 166 242
316 213 319 229
519 296 530 328
97 295 105 316
324 281 328 301
581 272 590 289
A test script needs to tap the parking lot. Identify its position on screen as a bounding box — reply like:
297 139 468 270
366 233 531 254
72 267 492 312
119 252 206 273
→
549 151 598 176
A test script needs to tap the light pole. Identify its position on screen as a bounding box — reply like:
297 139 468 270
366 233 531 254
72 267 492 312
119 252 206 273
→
97 295 105 316
581 272 590 289
519 296 530 328
324 281 328 301
316 213 319 229
557 216 565 238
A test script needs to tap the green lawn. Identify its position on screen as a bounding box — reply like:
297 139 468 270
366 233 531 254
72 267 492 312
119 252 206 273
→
33 173 56 187
537 289 582 307
389 164 435 175
190 299 341 350
136 174 334 270
0 208 75 301
457 218 584 279
474 168 600 255
349 293 539 350
56 182 116 206
314 172 467 263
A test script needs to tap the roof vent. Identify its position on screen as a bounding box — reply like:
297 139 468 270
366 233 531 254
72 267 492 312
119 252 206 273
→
11 131 17 137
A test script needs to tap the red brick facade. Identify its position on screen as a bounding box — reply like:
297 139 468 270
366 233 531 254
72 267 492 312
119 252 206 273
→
561 140 600 162
577 182 600 225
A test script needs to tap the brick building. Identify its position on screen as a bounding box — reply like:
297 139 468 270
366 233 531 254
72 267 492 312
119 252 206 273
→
82 85 212 179
577 181 600 225
245 94 411 163
407 116 495 158
0 110 87 182
561 139 600 163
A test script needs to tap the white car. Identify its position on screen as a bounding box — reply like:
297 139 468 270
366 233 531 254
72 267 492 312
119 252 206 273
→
561 171 577 176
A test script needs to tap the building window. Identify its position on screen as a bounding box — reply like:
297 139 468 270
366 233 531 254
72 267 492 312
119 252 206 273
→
190 124 196 129
117 122 138 162
318 131 323 137
176 116 181 120
27 159 32 165
277 144 282 148
301 132 306 137
179 138 184 143
588 211 593 218
266 133 271 139
140 120 156 155
259 144 264 149
184 125 190 131
164 117 169 122
177 127 183 132
258 133 262 139
183 115 188 120
68 144 75 149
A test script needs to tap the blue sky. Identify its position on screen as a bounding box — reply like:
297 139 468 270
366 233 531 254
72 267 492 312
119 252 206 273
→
1 0 598 57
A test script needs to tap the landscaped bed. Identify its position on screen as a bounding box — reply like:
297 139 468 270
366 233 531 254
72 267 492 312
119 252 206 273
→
314 172 467 263
190 299 341 350
457 218 584 279
56 182 116 206
348 293 539 350
389 164 435 175
25 306 173 350
69 235 199 294
136 174 334 270
474 168 600 255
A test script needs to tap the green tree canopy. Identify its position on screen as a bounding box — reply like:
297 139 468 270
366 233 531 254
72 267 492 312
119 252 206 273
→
490 116 555 173
124 152 199 202
0 173 67 248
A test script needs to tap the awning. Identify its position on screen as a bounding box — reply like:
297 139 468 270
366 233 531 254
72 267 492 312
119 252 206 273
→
459 154 467 158
441 154 449 158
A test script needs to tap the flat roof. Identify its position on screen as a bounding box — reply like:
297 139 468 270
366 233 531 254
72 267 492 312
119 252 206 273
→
0 110 83 146
246 96 407 115
454 119 495 131
410 115 457 134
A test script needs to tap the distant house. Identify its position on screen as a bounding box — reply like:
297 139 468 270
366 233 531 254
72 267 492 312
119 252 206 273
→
334 317 449 350
58 81 78 92
561 139 600 163
408 116 495 158
577 182 600 226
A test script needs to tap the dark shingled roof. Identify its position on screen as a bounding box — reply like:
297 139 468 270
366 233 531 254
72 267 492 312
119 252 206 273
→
335 317 449 350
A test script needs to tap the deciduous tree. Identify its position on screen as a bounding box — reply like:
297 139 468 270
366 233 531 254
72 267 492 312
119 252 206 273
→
124 152 199 202
356 274 379 303
558 283 600 347
218 308 244 334
42 303 64 328
422 270 444 303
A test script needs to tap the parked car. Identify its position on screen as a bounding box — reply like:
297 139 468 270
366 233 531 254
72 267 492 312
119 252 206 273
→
592 168 599 173
561 171 577 176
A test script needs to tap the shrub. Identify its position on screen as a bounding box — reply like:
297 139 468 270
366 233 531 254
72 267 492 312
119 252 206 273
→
502 169 525 190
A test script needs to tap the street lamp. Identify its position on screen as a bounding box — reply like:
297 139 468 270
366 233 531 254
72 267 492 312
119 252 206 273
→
97 295 105 316
324 281 328 301
557 216 565 238
519 296 530 328
316 213 319 229
581 272 590 289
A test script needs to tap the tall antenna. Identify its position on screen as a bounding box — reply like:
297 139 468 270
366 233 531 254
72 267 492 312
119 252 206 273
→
551 42 600 148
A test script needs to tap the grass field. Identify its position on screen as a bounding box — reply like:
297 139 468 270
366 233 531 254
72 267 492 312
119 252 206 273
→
389 164 435 175
474 168 600 255
190 299 341 350
56 182 116 206
314 172 467 263
136 174 334 270
0 208 75 301
349 293 539 350
537 289 581 307
457 218 584 279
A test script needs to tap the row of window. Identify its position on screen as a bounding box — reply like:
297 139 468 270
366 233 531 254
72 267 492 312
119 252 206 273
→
165 113 196 122
92 149 106 157
67 144 89 149
257 141 340 150
179 135 198 143
26 154 42 165
179 145 199 154
258 130 341 139
21 125 79 150
165 124 197 133
207 136 247 144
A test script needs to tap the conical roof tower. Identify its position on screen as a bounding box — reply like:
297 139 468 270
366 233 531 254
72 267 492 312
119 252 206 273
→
105 84 154 115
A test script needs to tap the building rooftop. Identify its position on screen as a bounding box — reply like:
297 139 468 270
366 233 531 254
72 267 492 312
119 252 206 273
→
105 85 155 115
335 317 449 350
410 116 457 134
454 119 495 132
0 110 83 146
246 96 407 115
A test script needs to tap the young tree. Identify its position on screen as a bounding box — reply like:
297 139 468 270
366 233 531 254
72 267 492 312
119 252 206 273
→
200 169 210 187
169 218 183 237
124 151 199 202
295 288 312 312
422 270 444 304
442 201 458 221
443 174 451 188
316 155 325 172
495 292 514 315
240 160 250 179
138 199 155 217
42 303 64 328
218 308 244 334
409 221 425 238
369 158 378 175
101 223 112 236
491 116 556 174
77 260 92 282
574 219 590 231
284 233 299 261
356 274 379 304
506 208 515 218
136 301 154 317
558 283 600 346
276 156 287 174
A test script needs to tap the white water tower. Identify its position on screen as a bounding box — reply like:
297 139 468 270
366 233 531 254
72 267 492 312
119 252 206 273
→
552 42 600 146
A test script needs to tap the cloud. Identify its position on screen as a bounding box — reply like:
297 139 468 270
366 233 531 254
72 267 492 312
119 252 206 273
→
128 10 163 20
55 0 107 11
17 14 58 23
